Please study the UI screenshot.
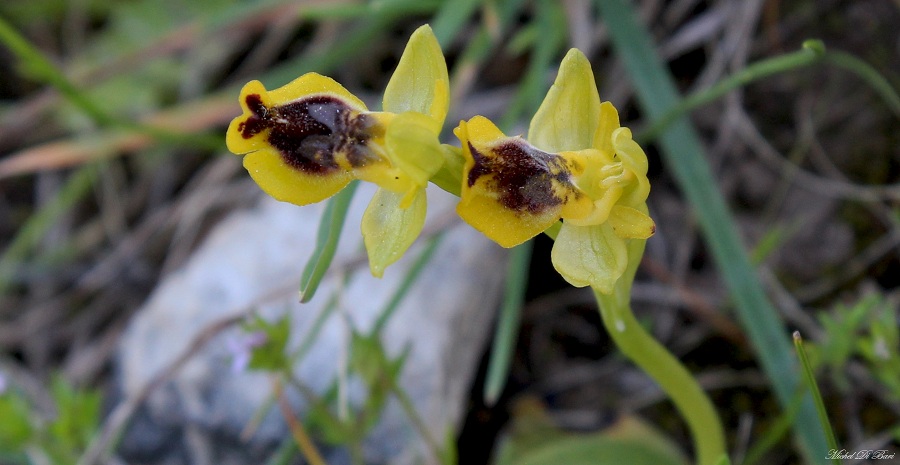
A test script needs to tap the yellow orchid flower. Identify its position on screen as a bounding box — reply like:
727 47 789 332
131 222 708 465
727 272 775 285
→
454 49 655 293
226 25 449 277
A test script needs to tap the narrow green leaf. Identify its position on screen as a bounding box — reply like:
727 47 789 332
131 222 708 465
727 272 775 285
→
0 166 96 296
595 0 829 462
793 332 841 464
299 181 358 303
483 241 532 405
499 0 566 130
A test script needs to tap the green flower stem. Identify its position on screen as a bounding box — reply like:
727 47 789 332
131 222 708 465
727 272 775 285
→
821 50 900 118
639 40 825 143
592 239 726 465
639 40 900 144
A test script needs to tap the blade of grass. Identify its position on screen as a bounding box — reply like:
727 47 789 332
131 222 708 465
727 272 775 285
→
793 332 840 464
0 166 96 296
498 0 566 130
483 241 532 405
0 17 220 149
0 17 114 127
595 0 829 462
299 181 359 303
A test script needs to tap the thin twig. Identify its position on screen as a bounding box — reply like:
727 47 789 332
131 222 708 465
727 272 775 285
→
274 377 329 465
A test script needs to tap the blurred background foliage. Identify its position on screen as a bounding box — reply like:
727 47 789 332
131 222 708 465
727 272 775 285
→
0 0 898 464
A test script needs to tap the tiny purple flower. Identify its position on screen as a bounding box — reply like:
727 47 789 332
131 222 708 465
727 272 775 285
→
226 331 268 373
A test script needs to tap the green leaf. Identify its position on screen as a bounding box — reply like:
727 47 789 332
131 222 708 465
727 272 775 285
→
305 382 356 446
47 375 102 463
245 315 292 372
495 413 688 465
0 393 33 452
299 181 359 303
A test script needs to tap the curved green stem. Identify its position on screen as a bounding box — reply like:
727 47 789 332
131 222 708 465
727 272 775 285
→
592 239 726 465
639 39 900 144
639 40 825 143
821 50 900 118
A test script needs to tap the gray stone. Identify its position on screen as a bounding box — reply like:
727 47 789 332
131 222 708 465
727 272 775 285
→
117 184 507 464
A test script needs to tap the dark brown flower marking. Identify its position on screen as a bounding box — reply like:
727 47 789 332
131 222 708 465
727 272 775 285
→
238 94 378 174
467 140 580 214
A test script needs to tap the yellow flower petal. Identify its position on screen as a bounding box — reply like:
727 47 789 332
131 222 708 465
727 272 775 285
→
455 116 592 248
565 185 623 227
361 188 427 277
593 101 620 155
528 49 601 153
551 222 628 294
611 127 651 207
226 80 273 155
609 205 656 239
226 74 387 206
243 148 353 205
382 24 450 131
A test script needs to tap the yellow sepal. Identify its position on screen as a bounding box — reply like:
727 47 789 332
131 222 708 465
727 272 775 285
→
528 49 601 153
609 205 656 239
382 24 450 131
361 188 427 277
551 222 628 294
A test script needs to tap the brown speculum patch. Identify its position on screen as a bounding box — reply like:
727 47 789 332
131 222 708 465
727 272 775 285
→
467 140 579 214
238 94 378 174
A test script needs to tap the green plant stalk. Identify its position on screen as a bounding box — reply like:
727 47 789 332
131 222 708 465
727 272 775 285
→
592 239 726 465
822 51 900 118
0 165 96 295
639 40 900 144
793 332 841 464
595 0 829 461
639 40 826 143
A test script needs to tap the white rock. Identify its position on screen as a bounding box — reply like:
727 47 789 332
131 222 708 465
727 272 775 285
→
117 184 508 464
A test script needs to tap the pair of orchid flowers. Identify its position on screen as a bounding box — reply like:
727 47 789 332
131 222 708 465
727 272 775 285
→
226 25 654 294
